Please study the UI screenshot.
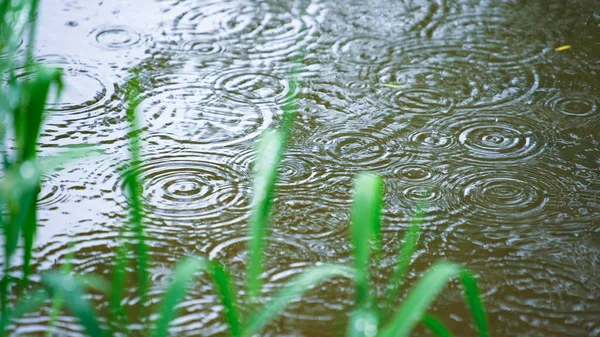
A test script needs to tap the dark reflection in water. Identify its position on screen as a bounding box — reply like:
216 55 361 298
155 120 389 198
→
4 0 600 336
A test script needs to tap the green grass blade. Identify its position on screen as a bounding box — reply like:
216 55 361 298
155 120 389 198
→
210 262 241 337
383 209 423 317
378 261 462 337
246 130 284 300
243 264 354 337
350 172 383 309
459 272 489 337
421 315 454 337
347 309 379 337
16 66 62 288
124 75 149 311
153 257 210 337
42 272 104 337
45 242 75 337
109 227 129 332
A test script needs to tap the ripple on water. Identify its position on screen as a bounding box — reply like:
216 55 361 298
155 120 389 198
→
232 147 349 193
205 234 321 283
425 13 549 66
88 25 152 50
160 0 320 62
467 249 600 337
331 36 395 66
28 55 116 121
37 173 71 211
534 88 600 129
210 68 297 106
442 165 574 230
374 46 540 112
19 229 221 337
326 0 445 37
303 125 406 172
137 74 273 147
425 113 552 165
112 151 250 228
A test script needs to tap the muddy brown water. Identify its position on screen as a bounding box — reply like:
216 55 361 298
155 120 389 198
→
4 0 600 336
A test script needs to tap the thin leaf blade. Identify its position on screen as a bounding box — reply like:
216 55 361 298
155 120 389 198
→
246 130 284 300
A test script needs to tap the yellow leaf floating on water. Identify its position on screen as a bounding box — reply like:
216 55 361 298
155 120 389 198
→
382 83 404 89
554 45 571 51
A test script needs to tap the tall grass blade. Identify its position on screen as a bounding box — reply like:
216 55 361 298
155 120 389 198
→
421 315 454 337
124 75 149 311
383 208 423 317
243 264 354 337
350 172 383 309
45 242 75 337
379 262 487 337
459 271 489 337
346 309 379 337
210 262 241 337
246 130 284 300
15 66 63 287
109 227 129 333
153 257 210 337
42 272 104 337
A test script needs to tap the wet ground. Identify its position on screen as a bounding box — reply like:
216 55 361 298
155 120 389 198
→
6 0 600 336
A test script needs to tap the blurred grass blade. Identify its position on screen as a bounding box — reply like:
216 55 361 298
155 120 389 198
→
124 75 149 310
153 257 210 337
459 272 489 337
378 262 462 337
280 72 298 143
0 289 48 333
42 272 104 337
109 227 129 331
210 262 241 337
243 264 354 337
46 242 75 337
421 315 454 337
347 309 379 337
246 130 284 300
15 66 63 287
383 208 423 317
350 172 383 309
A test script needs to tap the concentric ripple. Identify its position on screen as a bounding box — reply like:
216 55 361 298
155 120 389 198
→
442 166 573 227
232 148 345 192
211 69 296 105
89 25 151 50
375 53 539 112
536 88 600 128
331 36 395 66
206 234 320 281
425 13 549 65
19 55 116 123
326 0 445 37
137 75 272 147
304 126 405 172
159 0 322 62
112 152 250 226
37 173 70 210
425 113 551 165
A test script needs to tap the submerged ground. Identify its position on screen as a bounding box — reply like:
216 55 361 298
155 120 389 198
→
8 0 600 336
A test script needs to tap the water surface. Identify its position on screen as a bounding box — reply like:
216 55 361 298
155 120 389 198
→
6 0 600 336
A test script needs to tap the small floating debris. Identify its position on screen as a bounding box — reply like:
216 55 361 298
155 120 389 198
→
554 45 571 51
382 83 404 89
